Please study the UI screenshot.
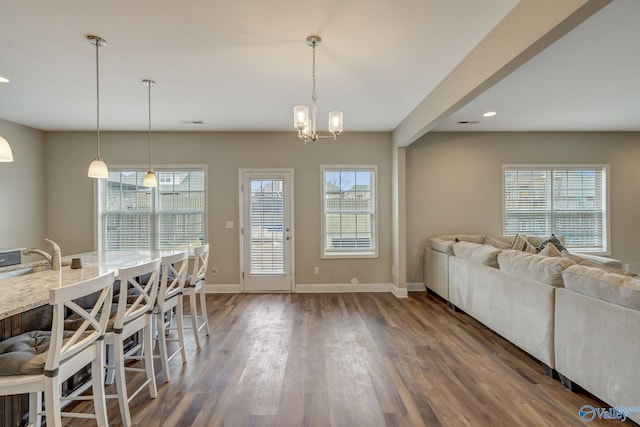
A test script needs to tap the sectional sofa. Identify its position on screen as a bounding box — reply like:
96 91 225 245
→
424 234 640 424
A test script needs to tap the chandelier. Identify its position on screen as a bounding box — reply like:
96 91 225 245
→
293 35 343 143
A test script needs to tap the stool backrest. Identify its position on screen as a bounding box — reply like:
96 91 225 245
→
46 271 114 374
191 244 210 286
114 259 161 329
159 251 189 302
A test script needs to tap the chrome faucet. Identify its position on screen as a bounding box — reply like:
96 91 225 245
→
23 238 62 270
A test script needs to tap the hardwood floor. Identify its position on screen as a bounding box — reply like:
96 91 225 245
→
63 292 633 426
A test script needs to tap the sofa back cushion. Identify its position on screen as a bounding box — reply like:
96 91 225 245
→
430 234 486 255
453 241 502 268
498 249 575 287
563 265 640 311
484 236 511 249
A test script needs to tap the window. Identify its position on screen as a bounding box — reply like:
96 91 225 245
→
321 165 377 258
503 165 608 253
98 168 206 251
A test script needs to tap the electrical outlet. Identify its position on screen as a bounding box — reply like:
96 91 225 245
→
211 266 218 275
314 267 320 275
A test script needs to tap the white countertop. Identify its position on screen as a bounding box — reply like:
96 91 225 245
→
0 250 179 320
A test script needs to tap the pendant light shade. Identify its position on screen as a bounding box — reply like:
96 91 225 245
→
87 35 108 179
0 136 14 162
88 159 108 178
142 79 157 187
143 171 158 187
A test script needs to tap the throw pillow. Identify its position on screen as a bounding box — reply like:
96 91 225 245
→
510 233 538 254
538 233 567 252
539 242 562 257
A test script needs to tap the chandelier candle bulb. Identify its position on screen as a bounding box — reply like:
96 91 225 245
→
329 111 343 134
294 105 309 129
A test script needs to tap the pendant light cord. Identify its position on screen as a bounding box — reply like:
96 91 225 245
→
311 40 317 136
147 82 152 171
95 40 101 159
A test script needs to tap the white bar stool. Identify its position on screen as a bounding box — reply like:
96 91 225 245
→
0 272 114 427
104 259 161 427
183 243 211 348
154 251 189 382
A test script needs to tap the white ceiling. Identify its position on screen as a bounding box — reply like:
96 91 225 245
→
0 1 636 137
434 0 640 132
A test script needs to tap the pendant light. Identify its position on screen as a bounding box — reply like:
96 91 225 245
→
87 35 108 178
142 79 157 187
0 136 14 162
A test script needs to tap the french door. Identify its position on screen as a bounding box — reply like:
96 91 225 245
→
240 169 294 292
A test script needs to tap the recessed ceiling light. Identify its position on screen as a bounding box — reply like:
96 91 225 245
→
457 121 479 124
483 111 497 117
0 76 9 83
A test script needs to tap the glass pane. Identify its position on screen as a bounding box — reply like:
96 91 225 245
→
250 179 285 275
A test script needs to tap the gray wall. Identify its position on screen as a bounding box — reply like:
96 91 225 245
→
406 132 640 283
44 131 393 287
0 118 46 255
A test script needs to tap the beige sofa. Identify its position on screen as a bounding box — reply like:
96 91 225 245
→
424 234 640 424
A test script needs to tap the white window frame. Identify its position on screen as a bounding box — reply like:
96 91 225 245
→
95 164 208 252
321 164 378 259
502 164 610 254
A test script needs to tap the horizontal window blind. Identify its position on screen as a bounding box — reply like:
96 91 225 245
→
100 168 205 251
249 179 285 274
504 166 607 252
322 167 377 257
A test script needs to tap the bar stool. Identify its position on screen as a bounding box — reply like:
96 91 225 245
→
104 259 161 427
183 243 211 348
155 251 189 382
0 272 114 427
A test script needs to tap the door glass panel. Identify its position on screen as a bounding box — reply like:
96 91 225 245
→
249 179 285 275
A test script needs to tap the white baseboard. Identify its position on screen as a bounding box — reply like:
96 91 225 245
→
295 283 392 294
205 284 241 293
204 282 411 299
406 282 427 292
390 283 408 298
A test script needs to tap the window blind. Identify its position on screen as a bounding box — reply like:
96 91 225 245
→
504 166 607 252
100 168 205 251
322 167 377 257
249 179 285 274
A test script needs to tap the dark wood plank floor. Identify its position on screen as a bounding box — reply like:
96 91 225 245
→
63 292 633 426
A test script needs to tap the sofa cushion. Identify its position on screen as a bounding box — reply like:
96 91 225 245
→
510 234 538 254
498 249 575 287
484 236 511 250
561 251 635 276
537 233 567 252
430 234 486 255
453 241 502 268
563 265 640 310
